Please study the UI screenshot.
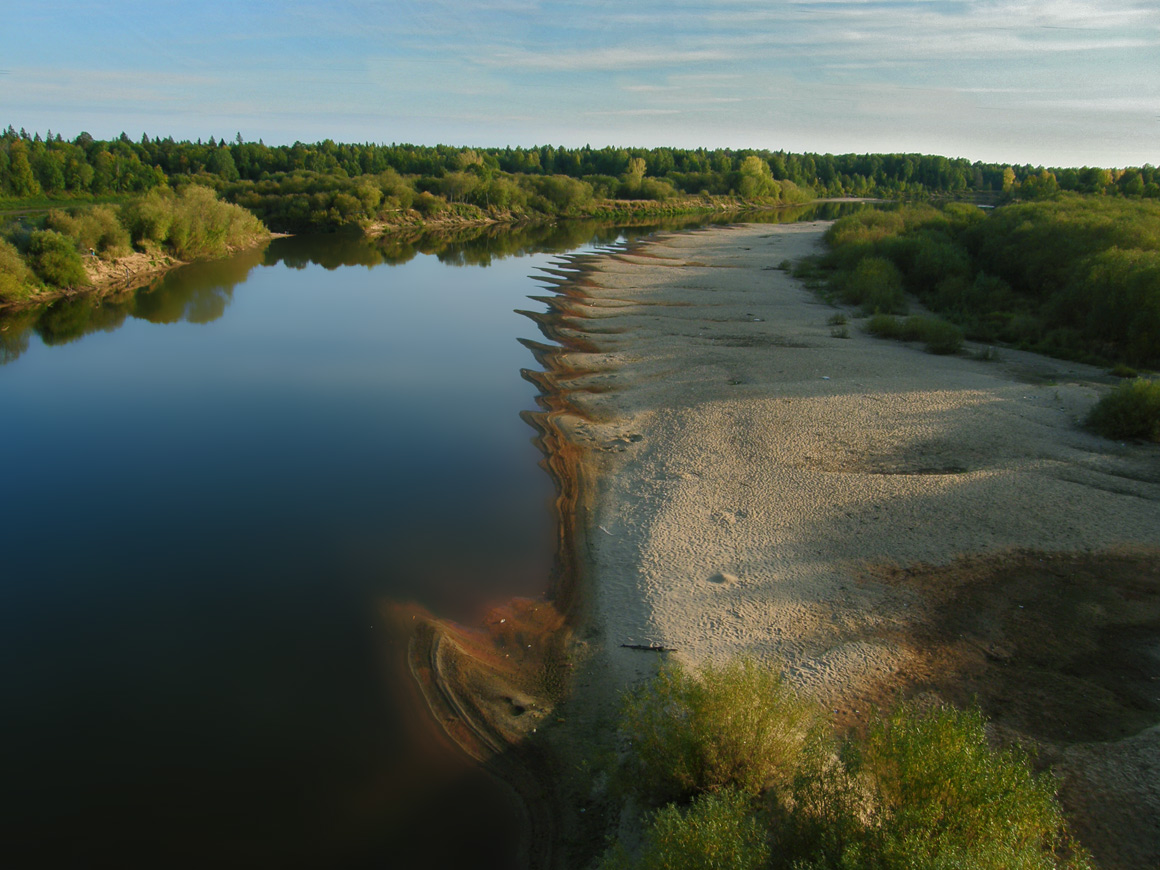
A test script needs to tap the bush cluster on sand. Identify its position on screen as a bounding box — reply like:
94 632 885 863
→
601 659 1088 870
618 658 827 804
821 196 1160 369
1086 378 1160 442
831 255 907 315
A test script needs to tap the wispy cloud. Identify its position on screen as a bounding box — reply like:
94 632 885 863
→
477 45 732 72
582 109 683 117
5 0 1159 166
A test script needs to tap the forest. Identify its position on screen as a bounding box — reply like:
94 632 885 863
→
2 127 1157 233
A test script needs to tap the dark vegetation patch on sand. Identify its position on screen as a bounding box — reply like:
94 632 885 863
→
858 548 1160 869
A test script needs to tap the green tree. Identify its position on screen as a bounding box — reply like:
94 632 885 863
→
1020 169 1060 200
622 157 647 194
1002 166 1017 193
206 144 240 182
7 139 41 196
738 155 778 199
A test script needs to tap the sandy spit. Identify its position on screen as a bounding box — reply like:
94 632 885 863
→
550 221 1160 868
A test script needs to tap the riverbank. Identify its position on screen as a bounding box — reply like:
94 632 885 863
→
543 222 1159 868
0 233 285 313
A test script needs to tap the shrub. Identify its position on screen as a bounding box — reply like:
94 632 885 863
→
600 788 770 870
866 313 903 339
866 314 963 354
639 177 677 202
858 703 1087 869
825 209 906 249
606 662 1086 870
914 315 964 355
1086 378 1160 442
166 185 267 259
121 188 176 246
838 256 907 314
789 702 1089 870
0 237 37 302
25 229 89 288
121 186 267 259
619 658 825 803
45 205 130 258
411 190 446 216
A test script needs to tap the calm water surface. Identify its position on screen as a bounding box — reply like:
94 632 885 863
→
0 207 859 867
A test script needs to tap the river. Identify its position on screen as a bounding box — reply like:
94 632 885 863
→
0 206 857 867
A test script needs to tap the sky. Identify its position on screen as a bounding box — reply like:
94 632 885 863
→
3 0 1158 168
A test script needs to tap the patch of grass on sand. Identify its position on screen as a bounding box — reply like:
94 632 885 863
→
866 313 964 355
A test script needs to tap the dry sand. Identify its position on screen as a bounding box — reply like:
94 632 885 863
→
547 221 1160 868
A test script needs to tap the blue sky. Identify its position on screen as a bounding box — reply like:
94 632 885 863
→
3 0 1158 167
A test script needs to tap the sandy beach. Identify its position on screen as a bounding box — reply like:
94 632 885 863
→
545 221 1160 868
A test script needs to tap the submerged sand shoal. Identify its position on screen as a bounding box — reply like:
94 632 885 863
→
550 222 1160 868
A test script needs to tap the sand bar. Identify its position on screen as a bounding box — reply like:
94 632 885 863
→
552 221 1160 868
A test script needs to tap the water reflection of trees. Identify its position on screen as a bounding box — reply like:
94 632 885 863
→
269 202 869 272
131 246 265 325
264 233 385 271
0 203 874 363
0 245 266 362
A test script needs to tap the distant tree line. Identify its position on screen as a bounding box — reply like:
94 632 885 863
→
3 127 1157 232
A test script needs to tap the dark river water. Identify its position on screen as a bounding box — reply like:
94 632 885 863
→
0 206 856 867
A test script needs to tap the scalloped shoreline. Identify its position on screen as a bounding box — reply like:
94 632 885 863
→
396 221 1160 868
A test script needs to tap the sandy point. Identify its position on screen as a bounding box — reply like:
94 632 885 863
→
556 220 1159 869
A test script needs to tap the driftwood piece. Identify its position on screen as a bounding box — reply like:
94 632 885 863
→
620 643 677 653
